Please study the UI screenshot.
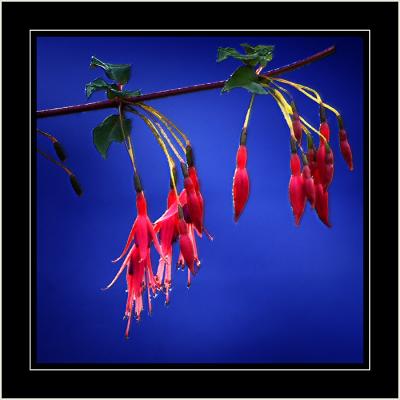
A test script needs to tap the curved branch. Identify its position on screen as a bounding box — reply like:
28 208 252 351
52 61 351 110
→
36 45 335 119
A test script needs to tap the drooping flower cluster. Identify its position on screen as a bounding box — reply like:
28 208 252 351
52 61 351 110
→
231 83 354 227
105 139 207 338
287 104 353 227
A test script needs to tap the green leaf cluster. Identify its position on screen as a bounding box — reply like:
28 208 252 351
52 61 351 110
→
85 57 141 100
217 43 274 95
90 56 131 84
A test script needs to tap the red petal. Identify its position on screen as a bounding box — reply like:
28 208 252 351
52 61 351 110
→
233 167 249 222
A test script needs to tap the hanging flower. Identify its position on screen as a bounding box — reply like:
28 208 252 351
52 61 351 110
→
233 144 250 222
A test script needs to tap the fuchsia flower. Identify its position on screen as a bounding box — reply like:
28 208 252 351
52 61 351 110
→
233 144 250 222
288 138 306 225
154 188 178 304
124 245 158 338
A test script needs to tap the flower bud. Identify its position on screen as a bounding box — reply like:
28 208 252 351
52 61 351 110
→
291 104 303 143
289 174 306 226
233 145 249 222
69 175 83 197
339 129 354 171
53 141 67 162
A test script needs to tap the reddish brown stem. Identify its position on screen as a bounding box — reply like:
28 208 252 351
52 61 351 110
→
36 45 335 119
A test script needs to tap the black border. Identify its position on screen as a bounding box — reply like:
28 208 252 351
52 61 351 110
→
2 1 397 398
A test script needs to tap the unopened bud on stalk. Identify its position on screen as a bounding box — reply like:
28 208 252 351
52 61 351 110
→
69 175 83 197
53 141 67 162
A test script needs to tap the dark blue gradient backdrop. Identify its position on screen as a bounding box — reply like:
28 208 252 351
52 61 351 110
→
36 35 364 364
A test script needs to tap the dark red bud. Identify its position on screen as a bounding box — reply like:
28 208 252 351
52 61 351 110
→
292 116 303 143
69 175 83 197
53 141 67 162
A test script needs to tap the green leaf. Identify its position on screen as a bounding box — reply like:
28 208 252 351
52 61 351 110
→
85 78 111 99
217 44 274 67
222 66 267 95
106 87 142 100
90 56 131 84
241 44 274 67
92 114 132 159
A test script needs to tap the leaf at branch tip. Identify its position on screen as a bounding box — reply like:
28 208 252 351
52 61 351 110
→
85 78 110 99
240 43 274 67
93 115 132 159
222 66 267 95
90 56 131 84
107 87 142 100
217 44 274 67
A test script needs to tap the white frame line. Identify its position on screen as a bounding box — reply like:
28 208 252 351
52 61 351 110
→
30 29 371 372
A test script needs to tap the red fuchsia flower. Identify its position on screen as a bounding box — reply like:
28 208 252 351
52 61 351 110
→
177 205 197 276
112 174 163 264
123 246 158 338
301 155 316 209
233 144 250 222
181 162 203 235
315 183 331 227
337 116 354 171
154 187 178 304
288 137 306 226
186 145 205 233
291 102 303 143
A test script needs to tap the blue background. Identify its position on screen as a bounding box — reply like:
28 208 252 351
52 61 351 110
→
36 35 364 364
